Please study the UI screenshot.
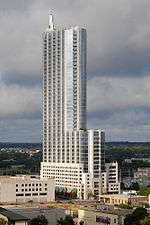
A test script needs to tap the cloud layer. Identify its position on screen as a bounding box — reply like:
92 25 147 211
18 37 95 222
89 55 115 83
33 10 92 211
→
88 76 150 112
0 0 150 141
0 83 41 117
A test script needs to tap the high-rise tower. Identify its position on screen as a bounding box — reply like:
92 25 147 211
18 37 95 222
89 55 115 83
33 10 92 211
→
41 15 120 199
42 15 87 165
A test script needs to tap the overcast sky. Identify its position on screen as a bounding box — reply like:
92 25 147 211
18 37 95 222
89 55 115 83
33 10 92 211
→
0 0 150 142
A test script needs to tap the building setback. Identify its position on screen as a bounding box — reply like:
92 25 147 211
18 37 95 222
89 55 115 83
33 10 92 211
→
40 14 120 199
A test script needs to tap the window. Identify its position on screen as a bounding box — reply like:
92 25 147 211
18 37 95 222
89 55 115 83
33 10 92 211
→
40 193 47 196
25 193 31 196
16 189 18 192
16 194 24 197
32 193 38 196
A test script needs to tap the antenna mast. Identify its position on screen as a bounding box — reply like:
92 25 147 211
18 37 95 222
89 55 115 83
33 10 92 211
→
49 14 54 30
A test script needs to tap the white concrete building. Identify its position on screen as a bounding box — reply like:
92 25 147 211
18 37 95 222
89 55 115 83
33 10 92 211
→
102 162 120 194
40 14 119 199
0 175 55 204
42 15 87 165
41 129 105 199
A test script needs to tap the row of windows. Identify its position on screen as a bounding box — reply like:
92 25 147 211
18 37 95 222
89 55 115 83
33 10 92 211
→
16 183 47 187
16 188 47 192
43 166 83 170
16 193 47 197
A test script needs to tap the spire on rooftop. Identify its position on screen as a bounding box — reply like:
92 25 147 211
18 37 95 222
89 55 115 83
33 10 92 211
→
49 14 54 30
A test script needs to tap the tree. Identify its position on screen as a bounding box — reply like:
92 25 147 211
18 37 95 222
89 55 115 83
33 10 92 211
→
139 186 150 196
130 182 140 191
140 217 150 225
0 219 12 225
31 215 48 225
118 203 133 209
124 207 148 225
120 182 125 190
87 189 93 199
70 188 77 199
0 219 8 225
57 215 74 225
124 214 133 225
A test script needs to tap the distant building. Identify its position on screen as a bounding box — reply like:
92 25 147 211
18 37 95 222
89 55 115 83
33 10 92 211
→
99 194 148 207
134 167 150 179
0 175 55 204
122 190 137 196
133 167 150 186
123 167 150 187
102 162 121 194
124 158 150 163
0 207 29 225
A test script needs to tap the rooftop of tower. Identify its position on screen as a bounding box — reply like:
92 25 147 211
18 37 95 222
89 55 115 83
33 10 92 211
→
46 13 86 31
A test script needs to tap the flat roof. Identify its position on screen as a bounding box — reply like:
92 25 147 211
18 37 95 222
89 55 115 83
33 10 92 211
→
79 207 133 216
99 194 147 198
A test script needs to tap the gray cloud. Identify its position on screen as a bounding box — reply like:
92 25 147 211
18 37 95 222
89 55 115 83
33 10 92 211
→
0 0 32 11
88 75 150 112
88 107 150 142
0 0 150 141
0 118 42 142
1 0 150 82
0 82 41 117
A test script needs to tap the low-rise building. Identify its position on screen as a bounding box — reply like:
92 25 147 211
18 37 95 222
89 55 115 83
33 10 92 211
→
99 194 148 207
102 162 121 195
11 207 130 225
0 207 29 225
11 208 73 225
0 175 55 204
78 208 131 225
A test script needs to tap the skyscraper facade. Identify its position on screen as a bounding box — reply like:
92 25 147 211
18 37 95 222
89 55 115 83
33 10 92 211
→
42 15 87 165
41 15 119 199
